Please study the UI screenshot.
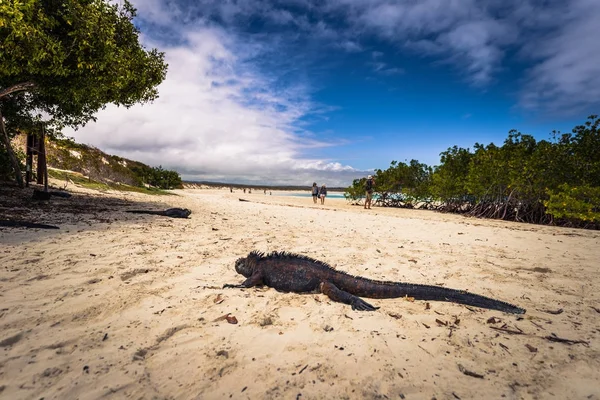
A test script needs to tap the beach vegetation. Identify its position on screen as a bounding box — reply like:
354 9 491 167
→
544 184 600 223
44 136 183 190
47 168 172 195
346 115 600 229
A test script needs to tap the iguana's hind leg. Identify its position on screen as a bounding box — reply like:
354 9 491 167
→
320 281 379 311
223 272 263 289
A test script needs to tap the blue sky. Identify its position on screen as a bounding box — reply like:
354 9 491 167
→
68 0 600 186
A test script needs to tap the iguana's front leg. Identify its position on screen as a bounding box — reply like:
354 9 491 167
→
223 272 263 289
320 281 380 311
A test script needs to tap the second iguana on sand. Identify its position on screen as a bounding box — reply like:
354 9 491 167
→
224 251 526 314
125 207 191 218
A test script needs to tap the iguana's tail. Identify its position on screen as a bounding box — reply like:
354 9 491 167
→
125 210 163 215
337 276 525 314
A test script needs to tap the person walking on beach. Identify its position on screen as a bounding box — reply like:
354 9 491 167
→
364 175 375 209
311 182 319 204
319 184 327 205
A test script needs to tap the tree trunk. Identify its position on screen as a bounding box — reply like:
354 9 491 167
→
0 108 25 188
36 127 48 187
42 126 48 192
26 133 34 186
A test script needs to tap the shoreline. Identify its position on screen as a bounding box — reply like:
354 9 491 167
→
1 187 599 399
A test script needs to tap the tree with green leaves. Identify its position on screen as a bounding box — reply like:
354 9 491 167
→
345 115 600 229
344 160 431 208
430 146 473 211
0 0 167 186
147 165 182 190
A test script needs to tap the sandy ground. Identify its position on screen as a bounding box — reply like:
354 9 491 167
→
1 184 600 400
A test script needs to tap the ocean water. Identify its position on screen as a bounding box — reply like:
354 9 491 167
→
280 192 347 199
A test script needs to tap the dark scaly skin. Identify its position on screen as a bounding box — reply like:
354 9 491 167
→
0 220 60 229
125 208 191 218
224 251 526 314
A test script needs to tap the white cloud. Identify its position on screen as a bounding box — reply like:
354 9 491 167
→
64 0 600 187
369 61 404 76
336 0 516 86
326 0 599 111
519 0 600 115
338 40 363 52
66 23 361 186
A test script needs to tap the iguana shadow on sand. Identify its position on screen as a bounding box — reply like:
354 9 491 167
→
224 251 526 314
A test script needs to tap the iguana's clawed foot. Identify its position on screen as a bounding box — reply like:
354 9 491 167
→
351 298 380 311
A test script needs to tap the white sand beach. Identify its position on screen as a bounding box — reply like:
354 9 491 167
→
1 186 599 399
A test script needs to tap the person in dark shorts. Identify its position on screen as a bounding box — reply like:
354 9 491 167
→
319 184 327 205
364 175 375 209
311 182 319 204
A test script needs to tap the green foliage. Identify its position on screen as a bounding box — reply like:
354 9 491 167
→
431 146 472 205
0 0 167 187
43 136 182 190
0 0 167 128
144 165 182 190
345 115 600 228
344 177 368 203
344 159 432 208
48 168 171 195
544 184 600 223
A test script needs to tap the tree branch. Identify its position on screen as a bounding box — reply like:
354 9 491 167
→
0 82 36 99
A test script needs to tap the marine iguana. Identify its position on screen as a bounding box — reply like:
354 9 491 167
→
125 207 192 218
0 220 59 229
223 251 526 314
32 189 72 200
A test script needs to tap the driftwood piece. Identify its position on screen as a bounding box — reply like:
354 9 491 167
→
544 333 589 346
540 308 563 315
489 326 524 335
457 364 485 379
490 326 589 346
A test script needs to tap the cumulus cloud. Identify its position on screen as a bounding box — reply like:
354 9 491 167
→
330 0 516 86
66 23 361 185
66 0 600 186
518 0 600 115
136 0 600 115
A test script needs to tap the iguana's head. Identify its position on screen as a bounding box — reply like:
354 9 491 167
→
235 251 262 277
234 257 252 277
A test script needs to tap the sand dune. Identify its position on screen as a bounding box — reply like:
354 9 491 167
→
1 186 599 399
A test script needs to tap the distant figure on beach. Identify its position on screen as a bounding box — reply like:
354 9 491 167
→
311 182 319 204
270 191 272 195
243 188 246 194
230 187 233 193
249 188 252 194
319 184 327 205
264 189 266 195
364 175 375 209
